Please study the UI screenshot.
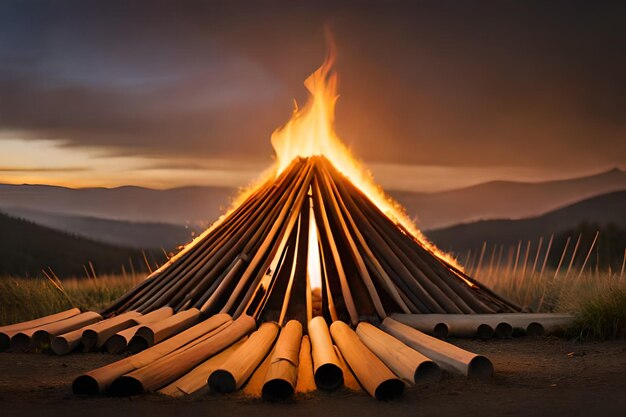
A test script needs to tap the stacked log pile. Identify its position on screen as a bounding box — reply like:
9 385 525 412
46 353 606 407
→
0 156 575 401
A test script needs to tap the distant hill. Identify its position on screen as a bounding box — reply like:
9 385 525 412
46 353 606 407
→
426 190 626 254
0 212 159 278
0 207 198 250
0 183 236 225
392 167 626 229
1 168 624 229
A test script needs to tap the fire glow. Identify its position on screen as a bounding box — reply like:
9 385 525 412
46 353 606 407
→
270 47 461 271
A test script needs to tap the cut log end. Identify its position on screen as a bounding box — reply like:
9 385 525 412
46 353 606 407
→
11 333 32 351
50 337 72 355
31 330 50 349
495 322 513 339
467 356 493 379
72 375 100 395
261 378 294 401
127 336 149 354
108 376 145 396
0 333 10 350
477 324 494 340
105 335 127 354
374 379 404 401
526 322 544 336
314 363 343 391
81 330 98 351
414 361 442 383
208 370 237 393
433 323 448 339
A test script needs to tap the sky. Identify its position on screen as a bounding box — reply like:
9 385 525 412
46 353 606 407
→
0 0 625 192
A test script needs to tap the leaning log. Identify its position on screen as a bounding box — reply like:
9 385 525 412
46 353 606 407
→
109 315 255 395
128 308 200 353
330 321 404 400
208 322 279 393
72 313 232 394
356 322 441 384
262 320 302 401
11 311 102 351
381 318 493 378
308 316 343 391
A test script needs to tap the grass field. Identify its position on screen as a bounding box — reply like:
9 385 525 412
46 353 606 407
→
1 266 624 339
0 274 143 325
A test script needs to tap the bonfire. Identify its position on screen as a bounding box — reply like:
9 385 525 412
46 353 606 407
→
0 48 573 401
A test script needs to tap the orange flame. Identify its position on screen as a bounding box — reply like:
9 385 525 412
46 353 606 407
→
271 45 462 270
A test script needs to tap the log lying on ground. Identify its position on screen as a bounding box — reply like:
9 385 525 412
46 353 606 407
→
356 322 441 384
105 307 174 354
295 335 316 393
333 345 361 392
308 316 343 391
330 321 404 400
381 318 493 378
128 308 201 354
11 311 102 351
110 315 255 395
0 308 81 349
81 311 143 351
208 322 279 393
391 313 574 338
243 347 274 398
72 313 232 394
262 320 302 401
159 337 247 397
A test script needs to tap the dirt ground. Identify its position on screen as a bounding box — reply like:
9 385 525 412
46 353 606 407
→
1 337 625 417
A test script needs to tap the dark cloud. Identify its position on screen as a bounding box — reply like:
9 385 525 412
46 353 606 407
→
0 0 624 173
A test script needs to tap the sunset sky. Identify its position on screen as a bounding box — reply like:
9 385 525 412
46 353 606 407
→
0 0 624 192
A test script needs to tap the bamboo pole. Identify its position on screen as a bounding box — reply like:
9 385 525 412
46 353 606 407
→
333 345 361 392
208 322 279 393
381 318 493 378
330 321 404 400
576 231 600 281
356 322 441 384
72 314 232 394
308 316 343 391
262 320 302 401
243 347 275 398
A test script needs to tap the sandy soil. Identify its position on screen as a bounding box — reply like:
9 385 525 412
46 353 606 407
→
1 337 625 417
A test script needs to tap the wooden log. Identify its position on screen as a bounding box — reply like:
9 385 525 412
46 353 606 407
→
129 308 200 353
308 316 343 391
333 345 362 392
356 322 441 384
381 318 493 378
243 347 274 398
262 320 302 401
104 307 174 354
11 311 102 351
110 315 255 395
330 321 404 400
158 337 247 397
208 322 279 393
0 308 81 339
81 311 143 351
72 313 232 394
391 313 573 338
294 335 316 394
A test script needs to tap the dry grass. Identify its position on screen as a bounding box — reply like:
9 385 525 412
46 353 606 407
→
0 274 143 326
